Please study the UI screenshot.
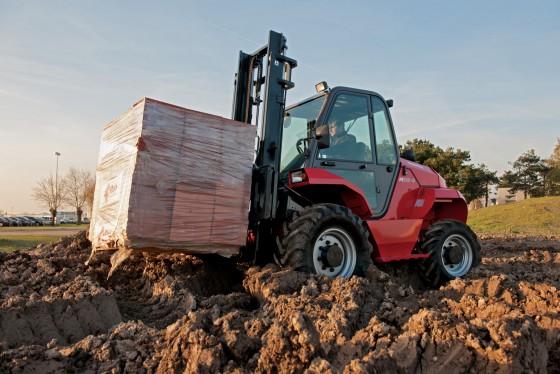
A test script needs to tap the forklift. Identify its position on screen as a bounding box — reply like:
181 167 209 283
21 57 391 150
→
234 31 481 286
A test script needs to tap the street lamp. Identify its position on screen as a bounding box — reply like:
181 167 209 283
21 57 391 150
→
55 152 61 195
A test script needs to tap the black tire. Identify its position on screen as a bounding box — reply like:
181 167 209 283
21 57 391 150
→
418 219 482 287
278 204 373 278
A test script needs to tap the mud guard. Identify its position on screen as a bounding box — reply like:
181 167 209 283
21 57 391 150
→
433 189 468 223
288 168 372 219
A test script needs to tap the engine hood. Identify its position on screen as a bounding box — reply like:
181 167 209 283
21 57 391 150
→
401 159 445 187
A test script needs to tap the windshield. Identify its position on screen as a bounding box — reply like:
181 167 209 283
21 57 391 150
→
280 95 326 173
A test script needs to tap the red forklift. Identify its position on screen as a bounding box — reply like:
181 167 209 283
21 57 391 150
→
234 31 481 286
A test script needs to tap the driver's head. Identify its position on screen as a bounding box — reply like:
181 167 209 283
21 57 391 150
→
329 120 345 137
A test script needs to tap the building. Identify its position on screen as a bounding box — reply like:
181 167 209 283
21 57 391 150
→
496 188 529 205
469 185 529 211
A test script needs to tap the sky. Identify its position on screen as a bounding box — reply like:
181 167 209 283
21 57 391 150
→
1 0 559 215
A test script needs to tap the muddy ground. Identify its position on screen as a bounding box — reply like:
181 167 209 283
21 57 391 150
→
0 231 558 373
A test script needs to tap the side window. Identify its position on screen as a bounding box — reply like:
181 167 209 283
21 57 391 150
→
371 96 397 165
318 93 373 162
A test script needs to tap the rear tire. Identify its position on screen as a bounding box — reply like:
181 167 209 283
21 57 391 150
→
279 204 372 278
418 219 481 287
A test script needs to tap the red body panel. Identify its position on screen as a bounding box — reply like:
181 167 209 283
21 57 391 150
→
289 161 468 263
400 159 441 187
367 219 424 261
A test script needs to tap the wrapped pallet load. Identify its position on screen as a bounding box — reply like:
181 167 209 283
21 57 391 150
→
89 98 256 257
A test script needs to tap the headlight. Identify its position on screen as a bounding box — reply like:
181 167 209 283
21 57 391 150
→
290 170 308 184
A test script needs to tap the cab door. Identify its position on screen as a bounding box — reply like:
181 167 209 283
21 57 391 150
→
313 89 398 217
369 95 399 216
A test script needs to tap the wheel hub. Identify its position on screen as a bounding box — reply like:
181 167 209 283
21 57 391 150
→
320 244 343 268
312 227 357 278
444 244 463 264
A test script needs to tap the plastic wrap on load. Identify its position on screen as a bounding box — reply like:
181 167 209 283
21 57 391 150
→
89 98 256 256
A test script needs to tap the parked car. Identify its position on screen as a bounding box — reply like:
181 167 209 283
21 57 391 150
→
0 217 11 227
21 217 37 226
5 217 20 226
13 217 30 226
24 216 44 226
19 217 34 226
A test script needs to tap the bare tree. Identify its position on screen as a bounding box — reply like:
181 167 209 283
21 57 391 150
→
32 173 65 225
64 168 94 224
85 176 96 218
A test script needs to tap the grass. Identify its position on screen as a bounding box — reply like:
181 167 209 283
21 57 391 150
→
468 196 560 237
0 224 88 252
0 223 88 230
0 236 63 252
2 199 560 250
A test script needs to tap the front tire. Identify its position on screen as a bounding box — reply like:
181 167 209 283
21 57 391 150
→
279 204 372 278
418 219 481 286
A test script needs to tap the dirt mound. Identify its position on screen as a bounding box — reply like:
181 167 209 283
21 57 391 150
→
1 232 558 373
0 232 122 349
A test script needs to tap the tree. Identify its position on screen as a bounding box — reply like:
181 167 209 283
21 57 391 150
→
545 168 560 196
401 139 496 203
545 138 560 196
460 164 499 206
32 173 66 225
85 177 96 218
499 170 516 188
501 149 547 199
480 166 500 206
401 139 472 188
63 168 94 224
548 138 560 168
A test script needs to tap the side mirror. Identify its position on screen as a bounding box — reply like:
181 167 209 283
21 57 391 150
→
315 124 330 149
400 148 415 161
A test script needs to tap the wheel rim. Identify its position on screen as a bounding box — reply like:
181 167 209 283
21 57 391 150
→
441 234 473 277
313 227 357 278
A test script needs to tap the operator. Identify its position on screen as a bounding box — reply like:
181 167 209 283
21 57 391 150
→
329 120 356 146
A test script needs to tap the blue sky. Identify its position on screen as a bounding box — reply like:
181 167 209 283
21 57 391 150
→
1 0 559 214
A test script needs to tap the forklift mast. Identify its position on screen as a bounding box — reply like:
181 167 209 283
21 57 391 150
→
232 31 297 223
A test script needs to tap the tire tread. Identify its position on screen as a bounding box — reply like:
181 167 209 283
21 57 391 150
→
279 204 373 276
418 219 482 287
